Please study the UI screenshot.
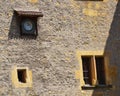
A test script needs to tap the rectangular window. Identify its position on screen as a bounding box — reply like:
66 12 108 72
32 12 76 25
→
81 56 106 86
82 56 92 85
12 66 32 87
95 56 106 85
76 0 103 1
17 69 27 83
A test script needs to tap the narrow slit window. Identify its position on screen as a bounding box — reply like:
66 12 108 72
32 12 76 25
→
82 56 92 85
17 69 27 83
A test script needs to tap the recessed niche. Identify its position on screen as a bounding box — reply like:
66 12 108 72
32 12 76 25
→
14 10 43 37
9 9 43 39
17 69 27 83
11 66 32 88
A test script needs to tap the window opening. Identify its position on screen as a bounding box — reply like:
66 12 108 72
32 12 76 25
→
95 56 106 85
82 56 92 85
17 69 27 83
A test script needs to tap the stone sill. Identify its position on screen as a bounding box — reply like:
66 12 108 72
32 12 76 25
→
82 85 112 90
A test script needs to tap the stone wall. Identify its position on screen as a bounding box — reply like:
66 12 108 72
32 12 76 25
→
0 0 119 96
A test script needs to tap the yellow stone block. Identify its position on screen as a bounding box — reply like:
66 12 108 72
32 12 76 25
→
29 0 38 3
83 9 98 17
96 4 100 9
75 70 80 79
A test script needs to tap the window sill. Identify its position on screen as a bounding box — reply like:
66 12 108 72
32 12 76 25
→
82 85 112 90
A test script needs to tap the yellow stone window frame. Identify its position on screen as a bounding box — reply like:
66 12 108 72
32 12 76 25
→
76 51 111 89
11 66 32 88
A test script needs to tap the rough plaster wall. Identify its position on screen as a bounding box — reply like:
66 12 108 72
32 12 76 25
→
0 0 119 96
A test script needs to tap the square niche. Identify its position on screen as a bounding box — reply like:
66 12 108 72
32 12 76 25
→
11 66 32 88
14 9 43 37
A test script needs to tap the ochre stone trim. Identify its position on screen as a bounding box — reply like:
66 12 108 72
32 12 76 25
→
11 66 32 88
29 0 38 3
75 50 111 90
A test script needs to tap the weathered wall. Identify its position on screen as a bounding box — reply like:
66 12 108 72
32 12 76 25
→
0 0 119 96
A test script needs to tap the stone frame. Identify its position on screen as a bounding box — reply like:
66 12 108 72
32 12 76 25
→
11 66 32 88
76 51 111 89
14 10 43 37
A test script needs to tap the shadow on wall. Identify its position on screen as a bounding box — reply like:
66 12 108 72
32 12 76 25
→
8 11 37 40
103 1 120 95
8 11 20 39
91 1 120 96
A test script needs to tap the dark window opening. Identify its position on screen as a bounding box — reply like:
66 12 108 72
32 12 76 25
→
75 0 103 1
13 10 43 38
20 17 37 36
17 69 27 83
82 56 92 85
95 56 106 85
81 55 106 87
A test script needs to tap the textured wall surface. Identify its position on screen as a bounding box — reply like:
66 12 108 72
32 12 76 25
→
0 0 119 96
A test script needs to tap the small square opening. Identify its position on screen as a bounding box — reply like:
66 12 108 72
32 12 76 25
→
20 17 37 36
17 69 27 83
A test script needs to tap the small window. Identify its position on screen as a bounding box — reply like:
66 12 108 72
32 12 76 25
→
14 10 43 37
17 69 27 83
81 56 106 86
20 17 37 36
82 56 92 85
76 51 111 90
11 66 32 87
76 0 103 1
95 56 106 85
